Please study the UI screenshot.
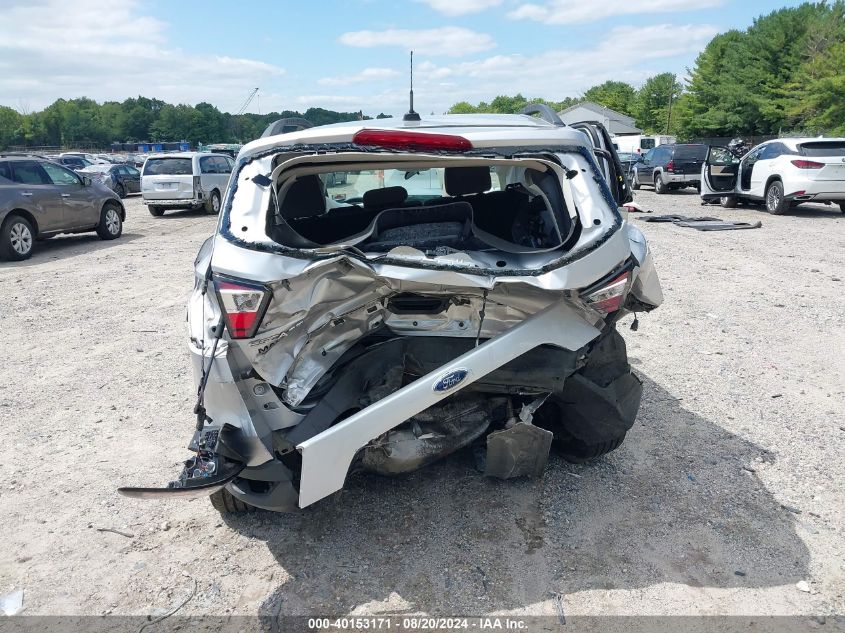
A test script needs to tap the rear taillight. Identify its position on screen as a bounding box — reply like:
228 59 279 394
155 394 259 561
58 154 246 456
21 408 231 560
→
214 278 271 339
193 175 202 193
582 271 631 315
666 160 675 173
791 159 824 169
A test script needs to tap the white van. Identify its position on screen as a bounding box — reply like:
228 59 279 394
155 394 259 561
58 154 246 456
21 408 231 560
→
613 135 676 154
141 152 234 217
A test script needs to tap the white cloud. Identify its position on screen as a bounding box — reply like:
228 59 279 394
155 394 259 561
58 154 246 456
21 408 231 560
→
318 68 400 87
405 24 717 111
0 0 285 113
508 0 725 24
338 27 495 57
416 0 503 16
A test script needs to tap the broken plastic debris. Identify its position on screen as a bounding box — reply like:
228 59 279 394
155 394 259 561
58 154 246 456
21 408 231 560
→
0 589 24 616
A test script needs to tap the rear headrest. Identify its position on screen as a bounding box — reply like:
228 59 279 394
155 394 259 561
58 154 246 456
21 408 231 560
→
444 166 491 196
280 175 326 219
363 186 408 209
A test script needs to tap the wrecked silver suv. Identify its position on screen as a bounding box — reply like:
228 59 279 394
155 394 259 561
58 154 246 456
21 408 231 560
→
121 106 663 512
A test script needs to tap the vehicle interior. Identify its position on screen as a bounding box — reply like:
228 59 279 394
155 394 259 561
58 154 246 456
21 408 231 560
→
266 162 580 255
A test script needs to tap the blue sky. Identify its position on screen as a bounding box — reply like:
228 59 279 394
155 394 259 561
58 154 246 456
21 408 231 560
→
0 0 809 116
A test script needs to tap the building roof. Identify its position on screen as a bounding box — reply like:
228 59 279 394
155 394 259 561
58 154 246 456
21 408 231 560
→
558 101 637 125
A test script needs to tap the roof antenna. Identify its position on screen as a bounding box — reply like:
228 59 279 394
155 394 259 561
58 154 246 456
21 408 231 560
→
403 51 421 122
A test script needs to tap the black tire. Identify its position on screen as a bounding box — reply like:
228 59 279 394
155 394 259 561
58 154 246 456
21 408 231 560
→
720 195 738 208
654 173 668 194
555 432 627 464
534 328 641 463
205 190 221 215
96 202 123 240
148 205 164 217
210 488 255 513
765 180 789 215
631 170 641 190
0 214 35 261
114 183 126 199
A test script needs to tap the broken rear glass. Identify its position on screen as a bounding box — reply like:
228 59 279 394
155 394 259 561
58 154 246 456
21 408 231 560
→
268 162 576 254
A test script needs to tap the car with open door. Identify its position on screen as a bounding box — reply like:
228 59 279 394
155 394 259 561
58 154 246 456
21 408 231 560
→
701 138 845 214
118 106 662 514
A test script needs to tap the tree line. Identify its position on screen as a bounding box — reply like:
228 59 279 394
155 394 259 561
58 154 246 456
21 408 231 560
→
0 97 381 150
1 2 842 150
451 2 845 139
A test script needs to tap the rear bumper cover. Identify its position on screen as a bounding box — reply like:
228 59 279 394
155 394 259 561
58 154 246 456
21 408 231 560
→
142 194 204 206
295 298 600 507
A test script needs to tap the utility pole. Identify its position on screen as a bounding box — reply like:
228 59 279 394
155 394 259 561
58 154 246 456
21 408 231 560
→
665 74 675 134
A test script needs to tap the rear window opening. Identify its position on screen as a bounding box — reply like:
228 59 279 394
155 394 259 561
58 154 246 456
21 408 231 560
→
266 162 578 255
673 145 707 160
799 141 845 157
143 158 193 176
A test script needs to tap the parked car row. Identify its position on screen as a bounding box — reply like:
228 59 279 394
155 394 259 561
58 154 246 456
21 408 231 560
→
623 137 845 214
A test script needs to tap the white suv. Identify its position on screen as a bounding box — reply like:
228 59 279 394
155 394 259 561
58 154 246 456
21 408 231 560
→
700 137 845 214
141 152 234 216
120 108 663 513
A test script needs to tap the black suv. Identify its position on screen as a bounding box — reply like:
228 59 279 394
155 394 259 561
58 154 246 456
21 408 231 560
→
630 143 708 194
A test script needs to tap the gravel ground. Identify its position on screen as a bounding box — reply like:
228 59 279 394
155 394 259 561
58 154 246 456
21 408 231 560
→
0 190 843 623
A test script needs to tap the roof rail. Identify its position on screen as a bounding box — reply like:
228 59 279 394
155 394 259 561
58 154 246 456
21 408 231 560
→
520 103 565 126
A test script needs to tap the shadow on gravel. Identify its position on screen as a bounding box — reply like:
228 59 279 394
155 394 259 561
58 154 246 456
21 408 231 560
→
0 232 142 268
223 373 809 616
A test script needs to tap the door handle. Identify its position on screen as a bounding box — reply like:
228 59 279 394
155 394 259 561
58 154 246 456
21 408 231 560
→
21 192 33 196
61 193 71 198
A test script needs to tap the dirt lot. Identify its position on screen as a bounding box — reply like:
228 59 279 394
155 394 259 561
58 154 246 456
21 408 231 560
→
1 190 843 622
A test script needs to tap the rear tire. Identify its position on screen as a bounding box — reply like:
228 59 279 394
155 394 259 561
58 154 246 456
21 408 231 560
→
0 214 35 261
555 432 627 463
654 173 667 194
210 488 255 513
205 190 221 215
765 180 789 215
720 195 738 208
535 328 641 464
148 206 164 217
96 202 123 240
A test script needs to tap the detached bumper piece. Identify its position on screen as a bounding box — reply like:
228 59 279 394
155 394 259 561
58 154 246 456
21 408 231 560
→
118 427 244 500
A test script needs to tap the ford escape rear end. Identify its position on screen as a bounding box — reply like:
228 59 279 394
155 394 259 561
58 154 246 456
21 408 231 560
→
120 109 663 512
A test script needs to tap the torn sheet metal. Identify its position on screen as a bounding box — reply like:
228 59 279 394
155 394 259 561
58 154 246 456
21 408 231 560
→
485 423 554 479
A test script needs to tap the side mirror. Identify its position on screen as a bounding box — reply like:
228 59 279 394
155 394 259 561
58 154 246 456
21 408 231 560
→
82 176 92 186
636 155 645 163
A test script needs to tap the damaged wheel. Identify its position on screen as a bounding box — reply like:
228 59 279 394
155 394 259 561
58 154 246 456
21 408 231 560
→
209 488 256 513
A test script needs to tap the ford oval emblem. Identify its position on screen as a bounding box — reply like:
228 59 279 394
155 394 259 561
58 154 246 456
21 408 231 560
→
433 368 469 393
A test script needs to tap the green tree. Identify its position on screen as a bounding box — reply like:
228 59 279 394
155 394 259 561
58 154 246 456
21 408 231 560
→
633 73 683 134
583 81 636 117
0 106 23 148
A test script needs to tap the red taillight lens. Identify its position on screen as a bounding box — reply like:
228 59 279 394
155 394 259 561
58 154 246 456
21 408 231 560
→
193 175 202 193
583 271 631 315
666 160 675 172
353 129 473 152
791 159 824 169
214 278 270 339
